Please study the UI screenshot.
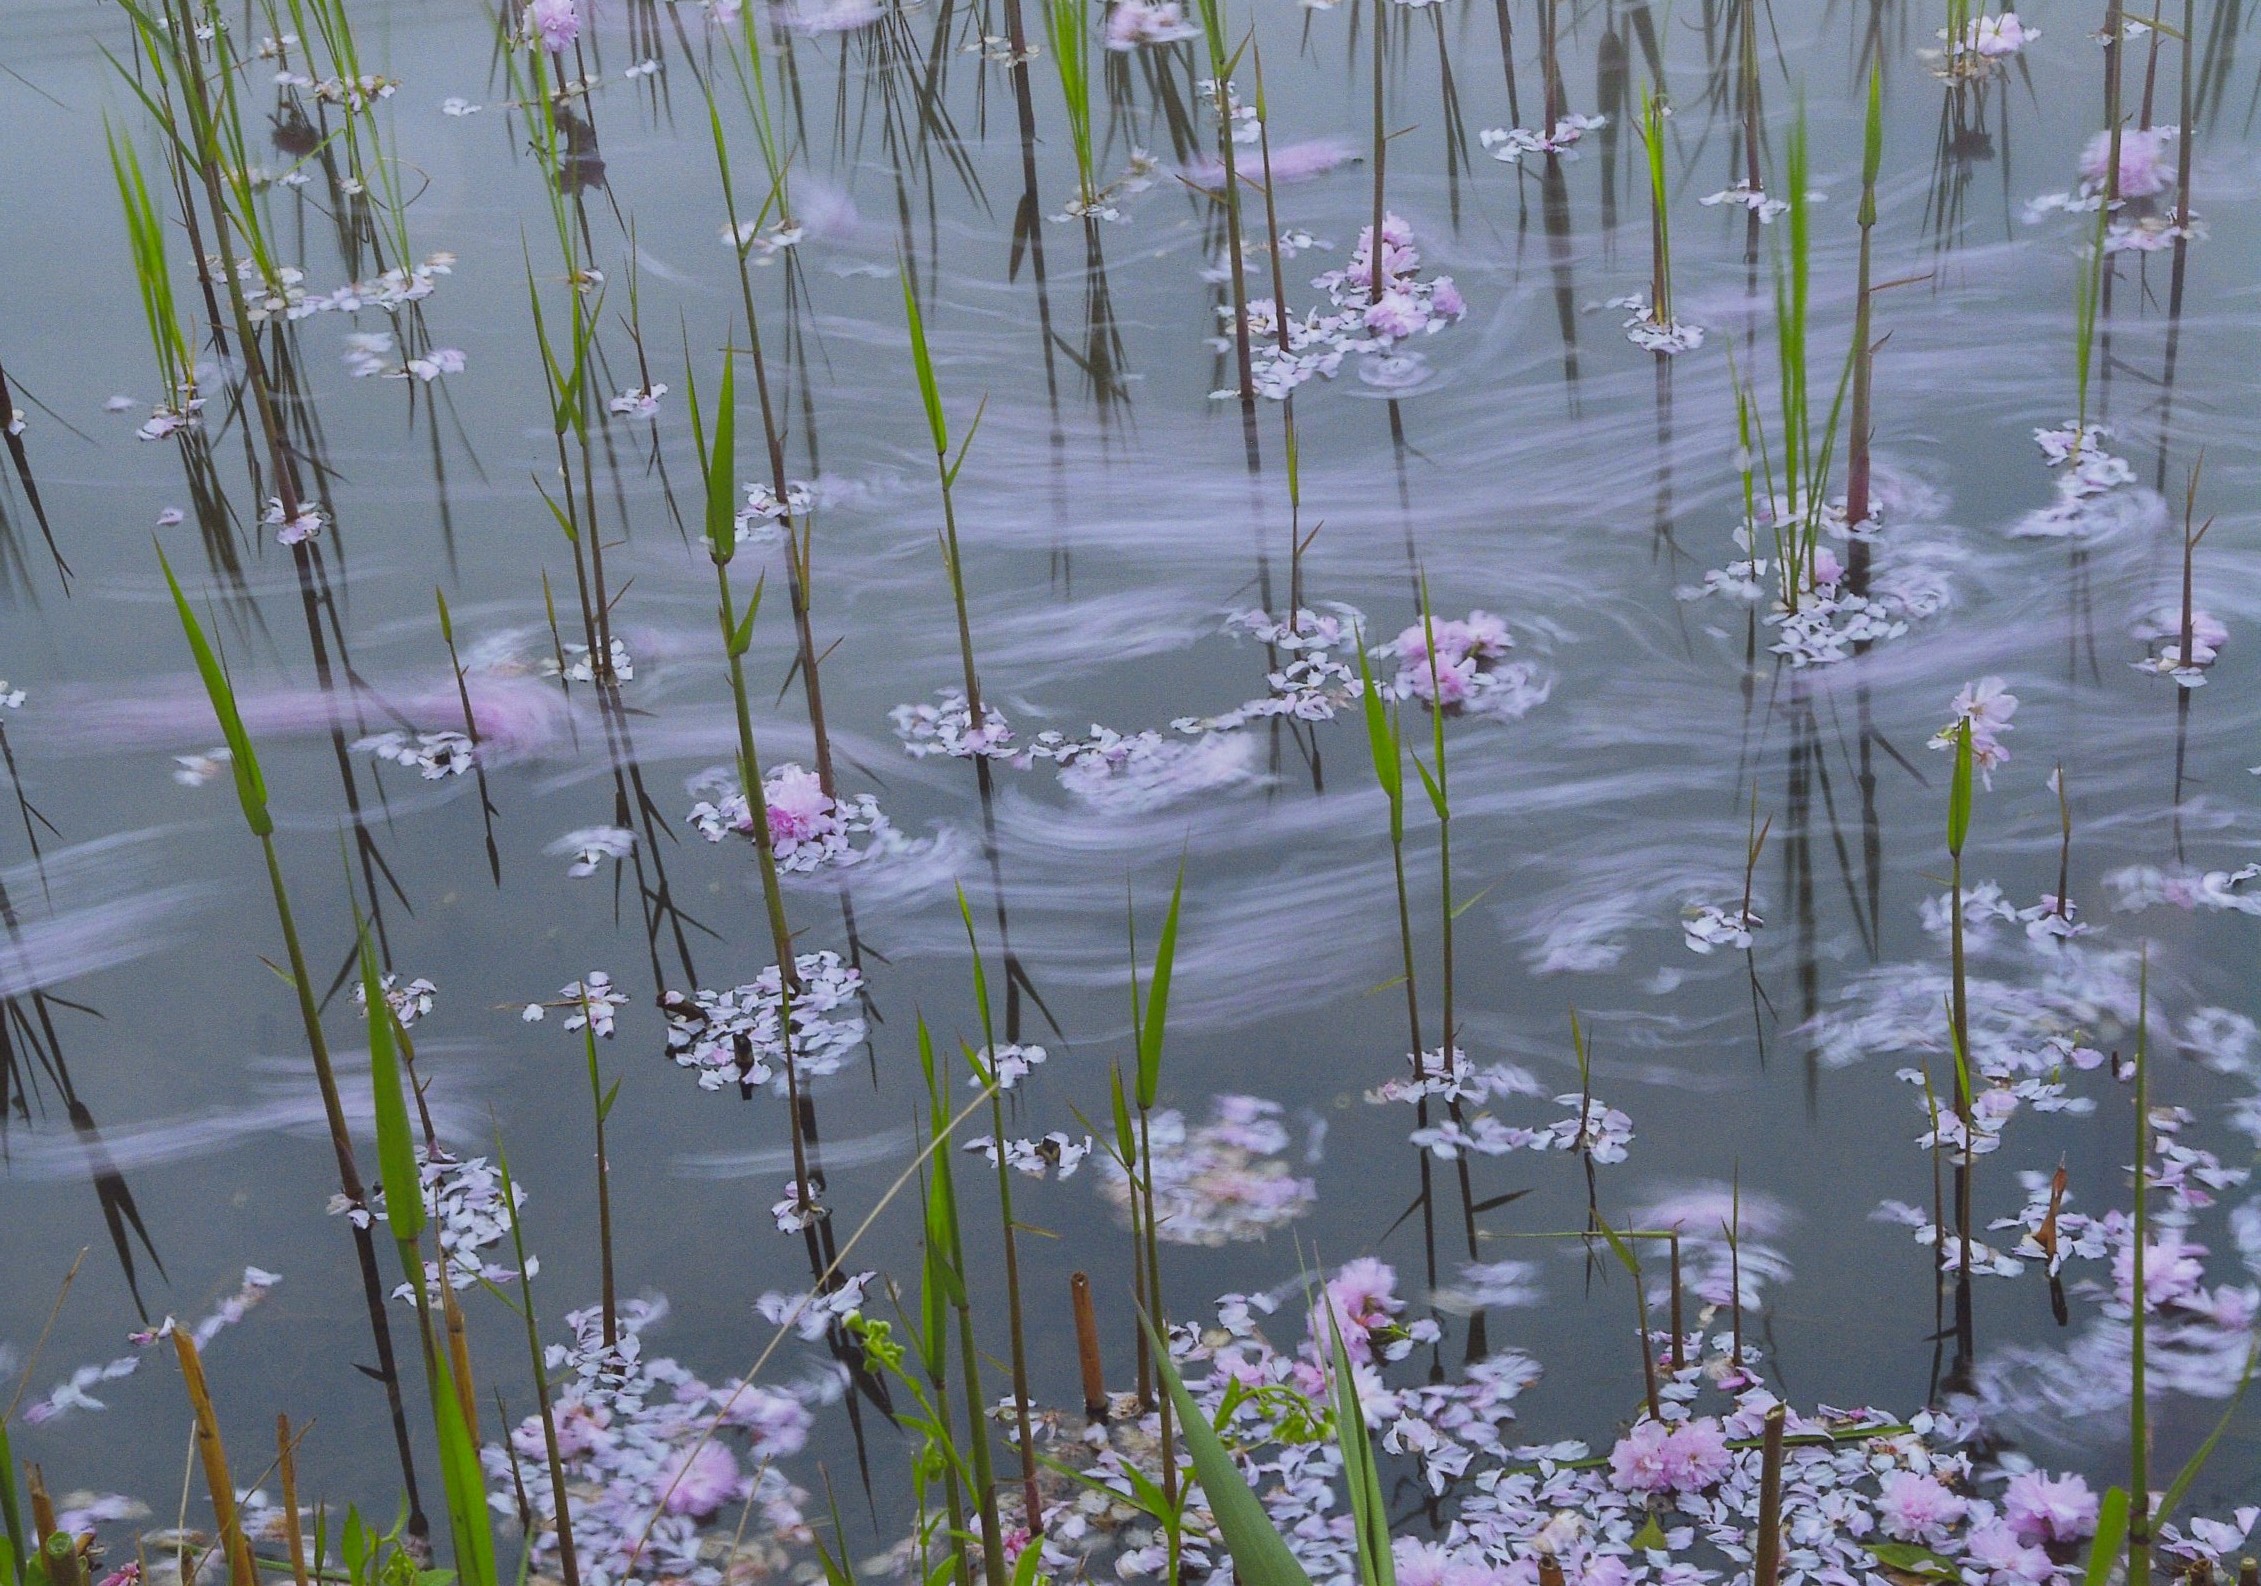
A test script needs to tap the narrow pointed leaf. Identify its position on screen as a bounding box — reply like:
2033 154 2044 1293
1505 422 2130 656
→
1947 719 1973 857
1136 863 1184 1110
2083 1488 2129 1586
705 353 738 563
1326 1303 1394 1586
901 268 948 456
359 928 423 1245
159 550 271 836
1111 1064 1137 1170
1140 1314 1316 1586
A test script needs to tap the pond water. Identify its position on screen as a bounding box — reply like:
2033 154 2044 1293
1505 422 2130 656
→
3 0 2260 1580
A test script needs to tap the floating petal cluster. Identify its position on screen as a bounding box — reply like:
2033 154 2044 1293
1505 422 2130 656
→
347 1149 532 1299
2025 129 2201 253
1106 0 1200 48
357 728 476 778
1680 499 1953 666
687 762 905 872
1372 610 1551 718
1232 216 1465 398
1682 902 1762 954
891 688 1017 759
1027 726 1264 813
659 952 867 1092
2013 423 2154 540
21 1268 281 1425
1610 293 1706 355
1478 113 1607 164
485 1297 824 1586
550 825 638 877
522 970 631 1037
1096 1095 1318 1245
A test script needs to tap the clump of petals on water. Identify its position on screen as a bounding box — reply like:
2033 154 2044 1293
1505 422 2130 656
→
1608 293 1705 354
686 762 906 873
660 952 866 1092
1478 114 1605 164
1097 1095 1318 1245
485 1297 822 1584
549 825 636 877
1231 215 1464 398
357 728 475 779
1106 0 1199 51
1929 676 2017 786
524 0 580 53
1025 725 1263 813
1700 182 1790 222
1370 610 1551 720
892 689 1016 759
522 971 630 1036
1683 902 1762 953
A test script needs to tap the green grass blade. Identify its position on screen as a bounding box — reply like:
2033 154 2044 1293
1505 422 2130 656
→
358 926 423 1245
1859 65 1883 225
1136 862 1185 1110
159 549 271 837
901 267 948 457
428 1344 497 1586
1353 635 1403 826
2154 1342 2257 1530
705 354 737 564
1111 1063 1138 1170
0 1418 26 1586
1948 719 1972 857
954 886 997 1053
1325 1306 1394 1586
1140 1314 1316 1586
2084 1488 2128 1586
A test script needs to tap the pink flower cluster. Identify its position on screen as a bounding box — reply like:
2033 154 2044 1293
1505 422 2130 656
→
1312 215 1467 347
1877 1469 1967 1542
1385 610 1511 704
1311 1256 1417 1364
527 0 581 51
2004 1471 2100 1545
1238 217 1467 397
1094 1094 1318 1245
686 762 904 873
2079 127 2178 200
488 1298 821 1585
1366 609 1551 719
1929 675 2018 785
763 763 834 846
1105 0 1199 49
1605 1416 1731 1495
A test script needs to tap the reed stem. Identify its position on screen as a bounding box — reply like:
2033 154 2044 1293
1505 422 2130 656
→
1752 1405 1787 1586
172 1330 256 1586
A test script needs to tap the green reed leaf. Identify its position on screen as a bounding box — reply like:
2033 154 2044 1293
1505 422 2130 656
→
1136 861 1185 1110
1858 65 1883 226
901 267 948 457
0 1418 26 1586
429 1343 496 1586
1354 636 1403 834
159 549 271 837
2084 1488 2129 1586
706 352 738 564
2154 1341 2257 1532
1141 1314 1316 1586
1111 1063 1138 1171
1325 1305 1394 1586
1947 718 1972 858
358 926 423 1246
